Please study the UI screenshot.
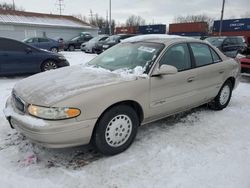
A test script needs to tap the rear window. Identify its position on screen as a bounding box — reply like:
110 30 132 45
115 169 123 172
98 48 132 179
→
190 43 213 67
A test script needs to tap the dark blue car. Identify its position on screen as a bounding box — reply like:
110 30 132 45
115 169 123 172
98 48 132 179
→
23 37 63 52
205 36 247 58
0 37 69 76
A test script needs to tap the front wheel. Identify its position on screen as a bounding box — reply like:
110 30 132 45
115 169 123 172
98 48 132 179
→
209 80 233 110
41 60 58 72
93 105 139 155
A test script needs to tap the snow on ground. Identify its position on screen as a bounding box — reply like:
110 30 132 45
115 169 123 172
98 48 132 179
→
0 52 250 188
60 51 97 66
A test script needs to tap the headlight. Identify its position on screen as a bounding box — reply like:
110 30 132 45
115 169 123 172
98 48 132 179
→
28 105 81 120
58 56 66 60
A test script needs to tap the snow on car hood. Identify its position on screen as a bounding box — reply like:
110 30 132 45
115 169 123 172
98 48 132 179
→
13 66 138 106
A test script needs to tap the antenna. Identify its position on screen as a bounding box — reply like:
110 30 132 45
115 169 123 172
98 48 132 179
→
55 0 65 15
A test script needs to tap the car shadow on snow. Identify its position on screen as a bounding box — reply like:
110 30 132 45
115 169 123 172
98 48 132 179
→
0 106 206 170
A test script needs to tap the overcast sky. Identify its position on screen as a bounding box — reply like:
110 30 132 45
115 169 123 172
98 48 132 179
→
1 0 250 25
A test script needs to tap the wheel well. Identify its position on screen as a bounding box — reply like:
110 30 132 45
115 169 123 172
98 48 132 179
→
96 100 144 125
90 100 144 143
226 77 235 89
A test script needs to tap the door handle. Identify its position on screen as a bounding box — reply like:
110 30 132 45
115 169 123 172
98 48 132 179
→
219 70 225 74
187 77 195 83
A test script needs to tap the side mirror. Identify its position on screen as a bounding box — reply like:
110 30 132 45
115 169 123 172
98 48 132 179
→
153 65 178 76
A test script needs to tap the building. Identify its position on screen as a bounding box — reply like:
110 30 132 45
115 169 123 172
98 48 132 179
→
0 9 98 41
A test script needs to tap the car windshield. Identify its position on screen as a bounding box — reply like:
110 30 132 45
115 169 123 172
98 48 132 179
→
106 36 120 42
89 36 103 43
88 42 164 72
71 36 80 41
205 37 224 47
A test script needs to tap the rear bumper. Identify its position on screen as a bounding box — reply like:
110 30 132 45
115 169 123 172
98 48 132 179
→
4 97 97 148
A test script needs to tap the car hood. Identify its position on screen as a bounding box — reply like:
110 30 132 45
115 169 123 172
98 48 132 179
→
14 66 134 106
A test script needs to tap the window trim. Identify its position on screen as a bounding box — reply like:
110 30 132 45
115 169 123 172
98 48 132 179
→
188 42 222 69
157 42 194 73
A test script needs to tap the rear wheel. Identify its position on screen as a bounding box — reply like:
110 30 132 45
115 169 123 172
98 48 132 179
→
50 47 58 53
41 60 58 72
209 80 233 110
69 45 75 51
93 105 139 155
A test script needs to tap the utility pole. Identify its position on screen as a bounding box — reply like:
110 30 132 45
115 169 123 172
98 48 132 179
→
56 0 64 16
109 0 112 35
219 0 226 36
12 0 15 10
89 9 93 22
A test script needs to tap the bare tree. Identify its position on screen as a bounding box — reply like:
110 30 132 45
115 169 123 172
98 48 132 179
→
73 14 89 23
126 15 146 27
0 2 24 11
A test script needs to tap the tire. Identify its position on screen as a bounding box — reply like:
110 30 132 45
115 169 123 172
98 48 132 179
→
41 60 58 72
50 47 58 53
209 80 233 110
93 105 139 155
69 45 75 51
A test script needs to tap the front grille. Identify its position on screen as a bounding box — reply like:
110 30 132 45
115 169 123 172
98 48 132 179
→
12 93 25 113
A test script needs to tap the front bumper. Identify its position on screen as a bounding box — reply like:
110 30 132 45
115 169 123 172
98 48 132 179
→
57 59 70 67
4 97 97 148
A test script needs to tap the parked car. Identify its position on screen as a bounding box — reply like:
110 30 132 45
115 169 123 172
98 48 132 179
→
4 36 240 156
81 35 109 53
95 34 136 54
237 47 250 73
205 36 246 58
23 37 62 52
53 37 65 49
0 37 69 76
64 33 93 51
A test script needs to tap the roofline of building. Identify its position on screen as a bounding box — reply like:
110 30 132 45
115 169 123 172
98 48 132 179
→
1 22 98 30
0 9 98 29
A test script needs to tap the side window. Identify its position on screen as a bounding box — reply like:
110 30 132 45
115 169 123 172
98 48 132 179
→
231 38 238 45
39 38 49 43
210 48 221 63
1 39 26 51
236 37 244 44
33 38 39 43
224 38 237 45
159 43 191 71
100 37 108 41
25 38 33 43
190 43 213 67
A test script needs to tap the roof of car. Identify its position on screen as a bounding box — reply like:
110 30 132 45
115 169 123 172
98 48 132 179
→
122 36 203 45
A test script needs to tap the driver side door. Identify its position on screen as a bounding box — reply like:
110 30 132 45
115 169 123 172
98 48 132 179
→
149 43 198 120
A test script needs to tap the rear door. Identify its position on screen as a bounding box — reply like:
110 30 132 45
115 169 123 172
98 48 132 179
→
189 42 226 102
149 43 198 120
38 38 51 50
